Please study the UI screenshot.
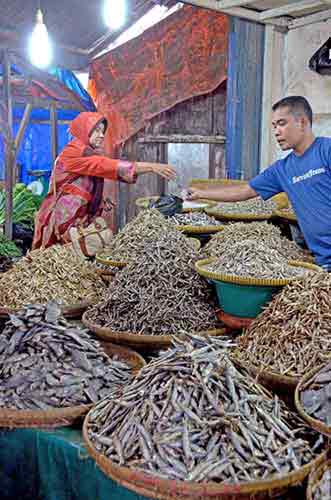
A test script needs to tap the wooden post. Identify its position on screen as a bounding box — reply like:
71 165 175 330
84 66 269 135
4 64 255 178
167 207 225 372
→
13 103 33 162
3 50 14 240
50 105 58 164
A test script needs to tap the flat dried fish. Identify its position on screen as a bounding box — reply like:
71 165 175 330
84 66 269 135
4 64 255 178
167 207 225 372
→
170 212 221 227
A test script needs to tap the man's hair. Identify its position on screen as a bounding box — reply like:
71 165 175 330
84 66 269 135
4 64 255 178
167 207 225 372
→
272 96 313 126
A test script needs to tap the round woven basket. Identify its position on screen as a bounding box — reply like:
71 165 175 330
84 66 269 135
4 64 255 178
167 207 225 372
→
135 196 217 213
205 206 273 222
306 457 331 500
195 258 321 287
0 342 145 429
82 414 325 500
273 208 298 223
295 365 331 438
175 224 225 235
82 312 226 351
0 300 93 320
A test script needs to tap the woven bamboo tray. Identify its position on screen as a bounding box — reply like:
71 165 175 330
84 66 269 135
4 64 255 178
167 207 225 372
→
175 223 225 235
306 457 331 500
0 342 145 429
195 258 321 287
273 208 298 223
295 364 331 438
0 300 93 320
82 312 226 351
135 196 217 213
83 414 325 500
205 206 273 222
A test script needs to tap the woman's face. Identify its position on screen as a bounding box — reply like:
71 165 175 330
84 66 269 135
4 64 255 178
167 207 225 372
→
89 122 105 148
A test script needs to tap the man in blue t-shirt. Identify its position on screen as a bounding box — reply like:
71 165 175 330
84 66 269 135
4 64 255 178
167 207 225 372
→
187 96 331 269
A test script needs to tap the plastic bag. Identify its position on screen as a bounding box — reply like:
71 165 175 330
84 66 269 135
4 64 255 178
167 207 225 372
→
148 195 183 217
309 38 331 75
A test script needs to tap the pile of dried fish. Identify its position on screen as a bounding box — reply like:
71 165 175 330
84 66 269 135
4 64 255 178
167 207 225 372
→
87 333 322 483
0 244 106 309
206 239 311 280
101 210 176 261
300 363 331 426
215 197 277 215
311 468 331 499
232 271 331 377
86 232 217 335
0 303 134 410
204 221 309 262
170 212 222 227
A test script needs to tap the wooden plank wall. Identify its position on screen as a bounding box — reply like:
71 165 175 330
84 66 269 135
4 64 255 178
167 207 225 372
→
116 82 227 228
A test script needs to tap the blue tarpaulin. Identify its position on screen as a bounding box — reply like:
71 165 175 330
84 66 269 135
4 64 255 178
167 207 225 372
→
0 66 95 184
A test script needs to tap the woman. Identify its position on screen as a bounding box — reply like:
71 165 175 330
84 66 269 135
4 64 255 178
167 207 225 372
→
33 112 176 249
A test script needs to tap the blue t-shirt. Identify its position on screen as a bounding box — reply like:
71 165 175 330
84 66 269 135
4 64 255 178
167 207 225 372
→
249 137 331 268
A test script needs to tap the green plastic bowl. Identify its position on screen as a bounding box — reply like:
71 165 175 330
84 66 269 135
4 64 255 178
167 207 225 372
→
212 279 281 318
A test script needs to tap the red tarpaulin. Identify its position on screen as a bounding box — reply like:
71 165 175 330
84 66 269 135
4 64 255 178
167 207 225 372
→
89 5 228 148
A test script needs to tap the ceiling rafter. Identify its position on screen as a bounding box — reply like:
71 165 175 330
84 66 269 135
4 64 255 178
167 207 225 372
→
288 6 331 28
259 0 327 20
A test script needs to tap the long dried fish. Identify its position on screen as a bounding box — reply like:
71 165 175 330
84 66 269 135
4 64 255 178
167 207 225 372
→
87 333 322 484
170 212 221 227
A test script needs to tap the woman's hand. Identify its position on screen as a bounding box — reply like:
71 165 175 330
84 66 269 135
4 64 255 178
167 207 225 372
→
136 162 176 180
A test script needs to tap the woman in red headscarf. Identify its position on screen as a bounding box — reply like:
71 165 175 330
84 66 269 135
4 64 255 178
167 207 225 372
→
33 112 176 249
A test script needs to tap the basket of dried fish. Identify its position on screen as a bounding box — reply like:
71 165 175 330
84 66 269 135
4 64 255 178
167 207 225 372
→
170 212 225 234
82 230 223 350
0 303 145 428
0 244 107 317
135 196 216 213
195 240 320 318
83 333 325 500
307 457 331 500
295 363 331 438
205 198 278 222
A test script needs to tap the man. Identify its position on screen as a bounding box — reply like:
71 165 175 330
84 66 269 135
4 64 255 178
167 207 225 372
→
187 96 331 270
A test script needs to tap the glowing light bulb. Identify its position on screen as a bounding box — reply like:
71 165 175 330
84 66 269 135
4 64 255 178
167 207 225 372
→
104 0 126 30
29 9 52 69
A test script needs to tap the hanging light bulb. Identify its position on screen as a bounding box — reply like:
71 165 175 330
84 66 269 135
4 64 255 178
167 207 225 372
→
104 0 126 30
29 8 52 69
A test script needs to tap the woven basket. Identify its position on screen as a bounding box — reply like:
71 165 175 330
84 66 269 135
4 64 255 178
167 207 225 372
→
82 312 226 351
0 342 145 429
273 208 297 223
175 223 225 235
307 457 331 500
135 196 216 213
0 300 93 320
295 365 331 438
83 414 325 500
205 207 273 222
235 361 299 408
195 258 321 287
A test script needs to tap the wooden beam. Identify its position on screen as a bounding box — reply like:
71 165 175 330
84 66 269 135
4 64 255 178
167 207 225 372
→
50 105 58 165
216 0 258 7
10 97 84 111
138 134 226 144
288 7 331 27
260 0 325 20
13 103 32 161
180 1 289 27
2 50 14 240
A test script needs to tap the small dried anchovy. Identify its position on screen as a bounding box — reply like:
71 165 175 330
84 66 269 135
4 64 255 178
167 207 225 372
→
215 197 277 215
170 212 221 227
0 302 134 410
206 239 313 280
0 244 106 308
88 333 322 484
86 232 218 335
301 362 331 426
204 221 310 262
233 271 331 377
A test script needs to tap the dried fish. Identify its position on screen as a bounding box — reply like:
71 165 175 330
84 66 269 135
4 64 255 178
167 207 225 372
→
204 221 311 262
0 244 106 308
0 303 134 410
233 271 331 377
301 362 331 426
206 239 313 280
311 468 331 500
215 197 277 216
86 232 218 335
87 333 322 484
170 212 221 227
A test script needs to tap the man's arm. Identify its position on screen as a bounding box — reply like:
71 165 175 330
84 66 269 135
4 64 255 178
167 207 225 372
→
186 182 258 202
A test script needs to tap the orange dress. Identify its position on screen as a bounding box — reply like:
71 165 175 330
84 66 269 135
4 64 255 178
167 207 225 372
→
33 112 136 249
